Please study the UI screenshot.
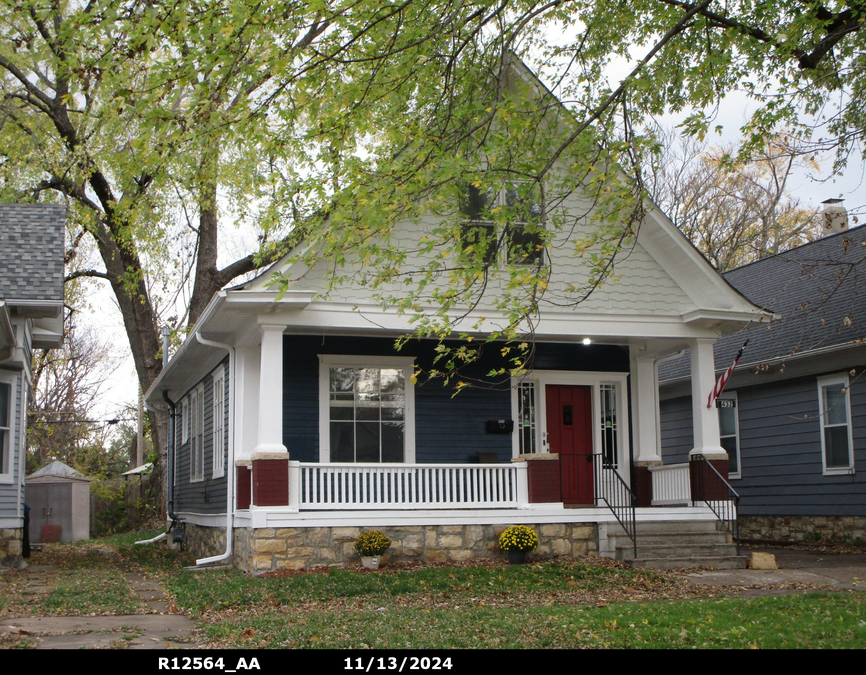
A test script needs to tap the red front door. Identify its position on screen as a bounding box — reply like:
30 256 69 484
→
546 385 594 504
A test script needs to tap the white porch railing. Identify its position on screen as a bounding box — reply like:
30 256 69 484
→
297 462 525 510
649 463 691 506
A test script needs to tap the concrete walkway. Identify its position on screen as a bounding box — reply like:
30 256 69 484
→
686 546 866 596
0 565 201 649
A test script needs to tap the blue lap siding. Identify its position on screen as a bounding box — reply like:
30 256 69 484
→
660 371 866 516
173 358 230 514
283 335 629 464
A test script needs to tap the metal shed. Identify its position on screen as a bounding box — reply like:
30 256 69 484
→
26 461 91 543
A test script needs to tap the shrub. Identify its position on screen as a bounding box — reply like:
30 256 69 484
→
354 530 391 557
498 525 539 552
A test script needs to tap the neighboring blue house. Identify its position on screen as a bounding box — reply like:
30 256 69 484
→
0 204 65 567
659 215 866 544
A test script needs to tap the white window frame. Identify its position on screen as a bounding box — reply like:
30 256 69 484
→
717 392 741 480
817 373 855 476
509 370 631 484
189 385 205 482
0 372 16 485
212 366 226 479
181 398 189 444
318 355 416 464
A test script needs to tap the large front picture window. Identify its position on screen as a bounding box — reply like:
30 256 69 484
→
321 357 415 463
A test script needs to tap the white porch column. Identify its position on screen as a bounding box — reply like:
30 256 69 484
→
630 352 661 465
688 338 726 458
254 324 287 454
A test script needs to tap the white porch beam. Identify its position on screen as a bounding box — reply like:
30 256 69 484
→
688 338 726 458
254 324 287 454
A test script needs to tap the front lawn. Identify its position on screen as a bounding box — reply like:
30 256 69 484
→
3 532 864 649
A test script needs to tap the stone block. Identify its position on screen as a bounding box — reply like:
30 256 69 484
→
552 538 572 555
7 539 22 556
540 523 565 537
749 552 777 570
465 525 487 548
332 527 361 540
441 525 463 534
253 554 274 571
254 538 288 554
571 526 594 540
448 549 472 561
427 549 448 563
276 559 307 571
439 534 464 548
316 548 337 561
425 529 438 548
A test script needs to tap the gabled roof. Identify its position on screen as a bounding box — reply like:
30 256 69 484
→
0 204 65 302
27 460 90 481
661 224 866 382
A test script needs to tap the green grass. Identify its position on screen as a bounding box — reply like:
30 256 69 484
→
42 568 143 615
196 592 866 649
9 530 866 649
166 561 668 612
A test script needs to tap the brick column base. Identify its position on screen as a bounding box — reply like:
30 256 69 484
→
252 453 290 506
523 454 561 503
689 457 729 502
236 462 252 509
632 466 654 507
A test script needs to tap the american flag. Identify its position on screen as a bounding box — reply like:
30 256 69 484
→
707 340 749 409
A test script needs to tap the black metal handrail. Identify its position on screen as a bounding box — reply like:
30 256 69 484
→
692 455 741 555
591 453 637 559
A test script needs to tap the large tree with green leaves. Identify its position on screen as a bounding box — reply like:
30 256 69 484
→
3 0 866 510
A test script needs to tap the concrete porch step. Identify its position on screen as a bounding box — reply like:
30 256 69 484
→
622 531 732 546
623 555 748 571
603 518 746 570
620 542 740 559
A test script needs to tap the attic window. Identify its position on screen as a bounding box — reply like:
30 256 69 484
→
459 183 544 265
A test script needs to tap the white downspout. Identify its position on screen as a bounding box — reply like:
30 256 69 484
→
194 333 236 566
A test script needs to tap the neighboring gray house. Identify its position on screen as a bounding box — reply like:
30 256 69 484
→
0 204 65 567
659 214 865 543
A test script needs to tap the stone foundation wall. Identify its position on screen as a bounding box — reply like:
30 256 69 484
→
0 528 23 567
741 516 866 544
180 522 227 560
239 522 598 574
181 522 598 574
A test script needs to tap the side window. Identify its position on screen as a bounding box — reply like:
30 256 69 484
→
212 369 225 478
181 399 189 445
189 387 205 482
818 374 854 475
0 380 11 481
717 395 740 479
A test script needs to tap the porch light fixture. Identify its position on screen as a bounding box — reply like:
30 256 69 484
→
582 338 591 345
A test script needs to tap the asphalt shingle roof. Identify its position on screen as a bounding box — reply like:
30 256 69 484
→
0 204 65 302
660 224 866 382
